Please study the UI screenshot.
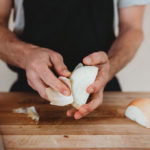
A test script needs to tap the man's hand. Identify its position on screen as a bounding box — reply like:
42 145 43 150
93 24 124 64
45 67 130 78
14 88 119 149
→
67 51 110 119
25 45 71 100
0 0 71 100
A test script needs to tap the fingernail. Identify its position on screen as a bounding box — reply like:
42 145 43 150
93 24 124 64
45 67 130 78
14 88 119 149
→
85 57 91 64
75 115 81 120
88 88 94 93
63 70 71 76
63 90 70 96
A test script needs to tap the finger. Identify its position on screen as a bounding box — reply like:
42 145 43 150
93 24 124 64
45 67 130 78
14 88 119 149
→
66 108 77 117
50 53 71 77
74 111 84 120
83 51 108 66
27 72 48 99
67 97 96 118
40 66 71 96
74 107 89 119
87 64 109 93
67 106 90 119
74 93 103 119
86 93 103 110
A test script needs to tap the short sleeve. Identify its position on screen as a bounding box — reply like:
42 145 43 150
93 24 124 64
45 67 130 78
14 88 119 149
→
118 0 150 8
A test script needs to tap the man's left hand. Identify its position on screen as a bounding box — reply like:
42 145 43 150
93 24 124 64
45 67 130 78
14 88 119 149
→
66 51 110 119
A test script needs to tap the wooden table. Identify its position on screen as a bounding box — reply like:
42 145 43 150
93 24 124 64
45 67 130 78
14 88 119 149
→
0 92 150 150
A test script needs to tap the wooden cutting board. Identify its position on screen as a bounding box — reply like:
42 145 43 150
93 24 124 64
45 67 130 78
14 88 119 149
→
0 92 150 150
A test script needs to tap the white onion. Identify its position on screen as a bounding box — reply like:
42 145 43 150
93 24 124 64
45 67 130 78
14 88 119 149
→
46 63 98 109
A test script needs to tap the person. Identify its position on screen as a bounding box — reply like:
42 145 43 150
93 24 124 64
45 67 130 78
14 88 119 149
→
0 0 150 119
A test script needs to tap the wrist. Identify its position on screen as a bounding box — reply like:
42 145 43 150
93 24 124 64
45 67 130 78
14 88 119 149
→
12 41 37 69
108 58 117 81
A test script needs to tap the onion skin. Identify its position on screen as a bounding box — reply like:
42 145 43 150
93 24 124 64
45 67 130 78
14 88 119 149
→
125 98 150 128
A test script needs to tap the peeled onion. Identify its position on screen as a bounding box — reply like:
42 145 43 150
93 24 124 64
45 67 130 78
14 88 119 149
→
125 98 150 128
46 63 98 109
70 66 98 109
45 77 73 106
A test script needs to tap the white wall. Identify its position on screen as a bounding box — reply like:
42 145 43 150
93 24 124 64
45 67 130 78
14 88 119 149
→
0 6 150 92
117 6 150 91
0 61 17 91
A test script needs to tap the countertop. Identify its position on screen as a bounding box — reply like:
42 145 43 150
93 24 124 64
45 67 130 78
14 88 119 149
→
0 92 150 150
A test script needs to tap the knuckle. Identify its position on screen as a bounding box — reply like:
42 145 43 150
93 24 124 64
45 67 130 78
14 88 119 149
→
43 79 52 87
29 61 40 71
95 79 101 85
99 51 105 55
27 79 35 90
53 52 62 59
32 63 47 74
89 55 95 62
30 61 37 69
42 48 49 51
49 51 57 58
85 105 94 112
51 54 64 64
51 81 64 92
94 85 100 92
94 83 99 90
59 65 67 72
91 52 101 63
88 107 94 112
57 53 63 59
94 80 103 90
100 52 108 60
26 71 35 79
57 63 67 69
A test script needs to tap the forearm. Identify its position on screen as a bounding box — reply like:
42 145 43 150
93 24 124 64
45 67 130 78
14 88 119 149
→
0 24 34 69
108 28 143 80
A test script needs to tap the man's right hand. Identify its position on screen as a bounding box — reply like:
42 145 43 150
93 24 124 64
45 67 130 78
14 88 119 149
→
0 0 71 100
25 45 71 100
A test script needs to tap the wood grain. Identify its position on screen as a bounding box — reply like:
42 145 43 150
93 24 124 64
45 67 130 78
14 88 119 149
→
7 148 149 150
0 92 150 150
3 135 150 148
0 135 5 150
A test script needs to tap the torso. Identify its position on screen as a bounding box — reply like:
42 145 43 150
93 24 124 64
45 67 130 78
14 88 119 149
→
19 0 115 70
10 0 121 91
